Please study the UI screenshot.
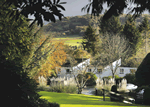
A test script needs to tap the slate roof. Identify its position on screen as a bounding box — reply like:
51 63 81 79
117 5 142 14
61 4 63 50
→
61 58 88 67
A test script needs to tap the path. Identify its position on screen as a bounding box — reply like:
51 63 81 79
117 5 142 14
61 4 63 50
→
82 87 95 95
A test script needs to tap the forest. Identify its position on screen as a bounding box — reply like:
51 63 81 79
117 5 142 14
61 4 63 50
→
43 14 150 36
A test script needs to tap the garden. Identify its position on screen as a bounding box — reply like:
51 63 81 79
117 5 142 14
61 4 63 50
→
37 73 150 107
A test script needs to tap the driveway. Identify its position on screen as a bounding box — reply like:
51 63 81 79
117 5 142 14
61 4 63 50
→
82 86 95 95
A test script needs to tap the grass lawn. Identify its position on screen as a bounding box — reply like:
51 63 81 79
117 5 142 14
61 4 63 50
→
38 91 150 107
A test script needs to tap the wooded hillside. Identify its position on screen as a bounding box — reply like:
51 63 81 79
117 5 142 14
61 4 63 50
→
43 14 150 36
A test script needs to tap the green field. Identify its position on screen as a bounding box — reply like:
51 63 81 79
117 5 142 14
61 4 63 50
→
53 35 83 46
38 91 150 107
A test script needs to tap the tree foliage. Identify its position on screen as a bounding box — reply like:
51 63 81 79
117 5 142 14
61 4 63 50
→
82 0 150 21
73 49 91 59
135 53 150 87
138 15 150 55
94 33 130 79
99 14 123 34
35 42 67 79
122 15 142 56
3 0 66 27
3 0 150 27
1 1 51 106
82 24 100 56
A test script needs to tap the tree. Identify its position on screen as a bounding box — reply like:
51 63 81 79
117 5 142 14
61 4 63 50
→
0 1 52 106
94 33 130 79
35 42 67 80
23 30 58 78
135 53 150 87
99 14 123 34
138 15 150 55
122 15 142 56
82 0 150 20
67 55 99 94
82 24 100 56
73 49 91 59
4 0 150 27
3 0 66 27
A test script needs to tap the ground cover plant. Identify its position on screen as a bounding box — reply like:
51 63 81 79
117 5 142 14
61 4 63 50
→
38 91 150 107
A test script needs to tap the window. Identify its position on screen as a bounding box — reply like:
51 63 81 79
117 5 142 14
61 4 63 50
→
88 68 91 72
97 69 102 74
66 69 71 74
120 69 124 74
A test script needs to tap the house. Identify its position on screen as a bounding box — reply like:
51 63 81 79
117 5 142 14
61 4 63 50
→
56 58 137 79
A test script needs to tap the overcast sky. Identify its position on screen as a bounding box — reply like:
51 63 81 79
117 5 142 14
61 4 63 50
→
60 0 106 17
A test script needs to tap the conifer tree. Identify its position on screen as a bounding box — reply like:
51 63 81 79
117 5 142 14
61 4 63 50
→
82 24 100 56
122 15 142 56
98 14 123 34
138 15 150 55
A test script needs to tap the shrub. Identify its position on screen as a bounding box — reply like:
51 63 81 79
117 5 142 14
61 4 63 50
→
96 84 112 96
123 73 137 84
143 86 150 105
48 82 77 94
103 75 120 80
85 72 97 86
39 99 59 107
102 75 123 87
77 72 97 86
135 53 150 87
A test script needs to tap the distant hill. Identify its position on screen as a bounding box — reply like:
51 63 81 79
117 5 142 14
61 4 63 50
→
42 14 150 36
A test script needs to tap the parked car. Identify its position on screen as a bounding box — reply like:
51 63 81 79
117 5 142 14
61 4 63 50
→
126 83 138 91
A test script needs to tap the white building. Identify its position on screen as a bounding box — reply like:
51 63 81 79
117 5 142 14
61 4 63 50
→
56 58 137 79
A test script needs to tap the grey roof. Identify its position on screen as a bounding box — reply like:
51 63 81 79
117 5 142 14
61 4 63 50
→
61 58 88 67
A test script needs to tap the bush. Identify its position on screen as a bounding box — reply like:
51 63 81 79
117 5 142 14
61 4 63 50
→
48 83 77 94
39 99 59 107
77 72 97 86
95 84 112 96
102 75 123 87
143 86 150 105
85 72 97 86
123 73 137 84
135 53 150 87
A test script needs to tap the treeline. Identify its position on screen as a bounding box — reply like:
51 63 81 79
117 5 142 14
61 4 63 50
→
43 14 150 36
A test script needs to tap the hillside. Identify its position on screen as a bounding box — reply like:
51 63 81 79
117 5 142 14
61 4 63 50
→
43 14 150 36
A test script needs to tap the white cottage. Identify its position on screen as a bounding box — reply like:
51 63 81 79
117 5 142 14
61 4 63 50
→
56 58 137 79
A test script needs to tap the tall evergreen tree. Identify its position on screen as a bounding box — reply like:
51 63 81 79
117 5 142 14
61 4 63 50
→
138 15 150 55
98 14 123 34
82 24 100 56
122 15 142 56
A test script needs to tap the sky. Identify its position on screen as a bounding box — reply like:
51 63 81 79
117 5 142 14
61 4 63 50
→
60 0 106 17
29 0 149 25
